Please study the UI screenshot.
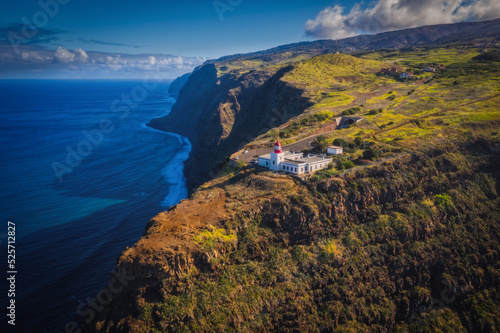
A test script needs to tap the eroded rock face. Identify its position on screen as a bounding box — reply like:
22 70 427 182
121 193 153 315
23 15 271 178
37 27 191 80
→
89 146 500 332
148 64 311 192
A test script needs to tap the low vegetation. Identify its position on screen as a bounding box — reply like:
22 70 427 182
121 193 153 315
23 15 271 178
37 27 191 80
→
93 43 500 333
133 144 500 332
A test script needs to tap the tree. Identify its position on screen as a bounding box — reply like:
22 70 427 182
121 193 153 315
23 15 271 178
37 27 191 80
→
342 160 355 169
332 138 348 147
337 160 354 170
363 148 379 161
311 135 328 151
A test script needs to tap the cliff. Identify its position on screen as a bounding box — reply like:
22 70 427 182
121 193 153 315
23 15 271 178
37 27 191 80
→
167 72 191 94
150 19 500 191
89 141 500 332
149 64 312 191
88 36 500 332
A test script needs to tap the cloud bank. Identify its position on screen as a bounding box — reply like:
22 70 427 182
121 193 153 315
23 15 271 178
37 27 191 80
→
0 23 205 79
305 0 500 39
0 45 206 79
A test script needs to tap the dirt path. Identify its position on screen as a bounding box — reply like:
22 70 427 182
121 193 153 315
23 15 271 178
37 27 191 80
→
237 132 333 162
237 85 402 162
236 86 500 162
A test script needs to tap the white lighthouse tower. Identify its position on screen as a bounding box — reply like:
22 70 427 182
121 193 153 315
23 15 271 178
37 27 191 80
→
270 140 284 171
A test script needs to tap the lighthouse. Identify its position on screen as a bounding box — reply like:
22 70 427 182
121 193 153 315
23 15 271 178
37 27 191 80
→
270 140 284 171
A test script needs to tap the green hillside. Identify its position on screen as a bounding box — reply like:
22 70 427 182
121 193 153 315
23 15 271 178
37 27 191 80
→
95 43 500 332
250 46 500 153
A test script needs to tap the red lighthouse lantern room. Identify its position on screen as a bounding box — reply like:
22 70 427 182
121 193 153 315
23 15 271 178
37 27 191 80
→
274 140 282 153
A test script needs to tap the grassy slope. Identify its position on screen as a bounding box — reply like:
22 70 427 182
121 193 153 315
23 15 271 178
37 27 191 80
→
136 146 500 333
249 46 500 154
149 47 499 332
96 45 500 332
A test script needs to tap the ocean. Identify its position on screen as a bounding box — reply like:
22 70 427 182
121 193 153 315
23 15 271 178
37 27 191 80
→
0 80 190 332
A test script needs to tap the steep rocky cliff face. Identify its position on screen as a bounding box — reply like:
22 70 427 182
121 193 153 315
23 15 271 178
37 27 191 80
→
88 141 500 332
149 64 312 192
86 37 500 332
167 72 191 94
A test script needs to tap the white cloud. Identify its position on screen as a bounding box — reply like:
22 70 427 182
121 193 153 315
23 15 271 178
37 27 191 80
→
20 50 53 62
305 0 500 39
0 44 206 79
54 46 75 64
146 56 156 65
73 48 89 63
92 53 202 72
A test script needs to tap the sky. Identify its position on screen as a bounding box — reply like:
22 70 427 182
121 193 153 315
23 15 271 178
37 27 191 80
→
1 0 499 79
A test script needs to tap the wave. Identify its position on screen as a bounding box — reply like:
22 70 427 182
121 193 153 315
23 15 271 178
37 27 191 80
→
140 123 191 208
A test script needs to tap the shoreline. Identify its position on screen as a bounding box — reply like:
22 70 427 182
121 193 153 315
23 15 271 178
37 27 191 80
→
141 122 192 208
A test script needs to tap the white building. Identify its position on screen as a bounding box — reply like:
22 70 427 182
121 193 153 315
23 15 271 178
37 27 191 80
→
399 72 414 79
257 141 332 175
327 146 343 155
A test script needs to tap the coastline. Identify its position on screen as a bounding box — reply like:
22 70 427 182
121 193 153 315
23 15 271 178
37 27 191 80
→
141 122 191 207
0 80 195 332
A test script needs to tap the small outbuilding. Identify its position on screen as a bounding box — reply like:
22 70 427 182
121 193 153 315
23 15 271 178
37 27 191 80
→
327 146 343 155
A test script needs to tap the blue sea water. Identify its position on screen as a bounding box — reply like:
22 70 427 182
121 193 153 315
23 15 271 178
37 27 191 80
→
0 80 190 332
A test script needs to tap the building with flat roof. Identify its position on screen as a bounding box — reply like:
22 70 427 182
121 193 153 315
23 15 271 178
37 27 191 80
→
257 141 332 175
327 146 343 155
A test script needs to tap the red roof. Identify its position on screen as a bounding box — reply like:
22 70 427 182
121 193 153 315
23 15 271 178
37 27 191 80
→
275 140 281 146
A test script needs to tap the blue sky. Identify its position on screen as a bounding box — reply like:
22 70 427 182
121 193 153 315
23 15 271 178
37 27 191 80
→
1 0 499 79
1 0 337 57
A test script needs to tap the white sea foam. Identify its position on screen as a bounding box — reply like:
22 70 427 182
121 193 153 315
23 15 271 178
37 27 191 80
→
141 123 191 208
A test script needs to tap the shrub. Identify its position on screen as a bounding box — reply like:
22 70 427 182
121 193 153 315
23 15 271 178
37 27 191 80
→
333 138 348 147
319 239 343 262
311 168 339 181
310 174 322 182
363 148 380 160
434 193 453 209
339 160 355 169
472 51 500 62
236 160 246 169
342 106 361 115
345 147 357 154
387 94 396 101
312 135 328 151
354 137 364 147
193 227 237 253
279 130 290 138
380 121 395 129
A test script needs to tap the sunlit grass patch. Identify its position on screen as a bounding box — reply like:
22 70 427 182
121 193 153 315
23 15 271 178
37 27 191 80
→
468 113 500 121
283 54 384 90
377 122 437 144
319 239 344 262
312 92 355 110
194 227 237 253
